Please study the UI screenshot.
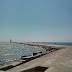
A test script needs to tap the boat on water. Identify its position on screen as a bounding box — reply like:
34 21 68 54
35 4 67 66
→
10 40 12 42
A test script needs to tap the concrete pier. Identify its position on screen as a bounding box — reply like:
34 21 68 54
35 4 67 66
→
0 42 72 72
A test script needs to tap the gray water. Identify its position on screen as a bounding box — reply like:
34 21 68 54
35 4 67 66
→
32 42 72 46
0 42 46 65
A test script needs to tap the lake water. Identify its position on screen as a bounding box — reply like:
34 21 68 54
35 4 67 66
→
0 42 46 65
34 42 72 46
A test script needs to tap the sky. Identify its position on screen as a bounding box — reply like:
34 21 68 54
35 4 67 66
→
0 0 72 42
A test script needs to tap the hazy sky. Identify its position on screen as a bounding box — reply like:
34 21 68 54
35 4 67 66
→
0 0 72 42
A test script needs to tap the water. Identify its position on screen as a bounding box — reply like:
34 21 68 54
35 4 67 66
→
0 42 46 65
34 42 72 46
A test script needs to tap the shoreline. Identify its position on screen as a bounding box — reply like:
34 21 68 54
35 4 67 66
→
14 42 66 48
0 42 63 71
0 42 72 72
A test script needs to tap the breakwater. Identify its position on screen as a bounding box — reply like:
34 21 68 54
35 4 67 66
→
14 42 63 49
0 42 63 71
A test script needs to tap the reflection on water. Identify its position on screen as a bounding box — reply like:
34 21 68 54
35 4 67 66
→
0 42 46 65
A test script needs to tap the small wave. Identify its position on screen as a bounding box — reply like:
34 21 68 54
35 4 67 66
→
3 53 14 56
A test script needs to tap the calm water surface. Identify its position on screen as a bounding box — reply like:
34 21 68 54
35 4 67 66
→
0 42 46 65
34 42 72 46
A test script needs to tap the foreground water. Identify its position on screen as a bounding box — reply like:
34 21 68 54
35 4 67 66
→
0 42 46 66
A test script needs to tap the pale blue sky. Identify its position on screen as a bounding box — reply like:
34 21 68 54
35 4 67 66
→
0 0 72 42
